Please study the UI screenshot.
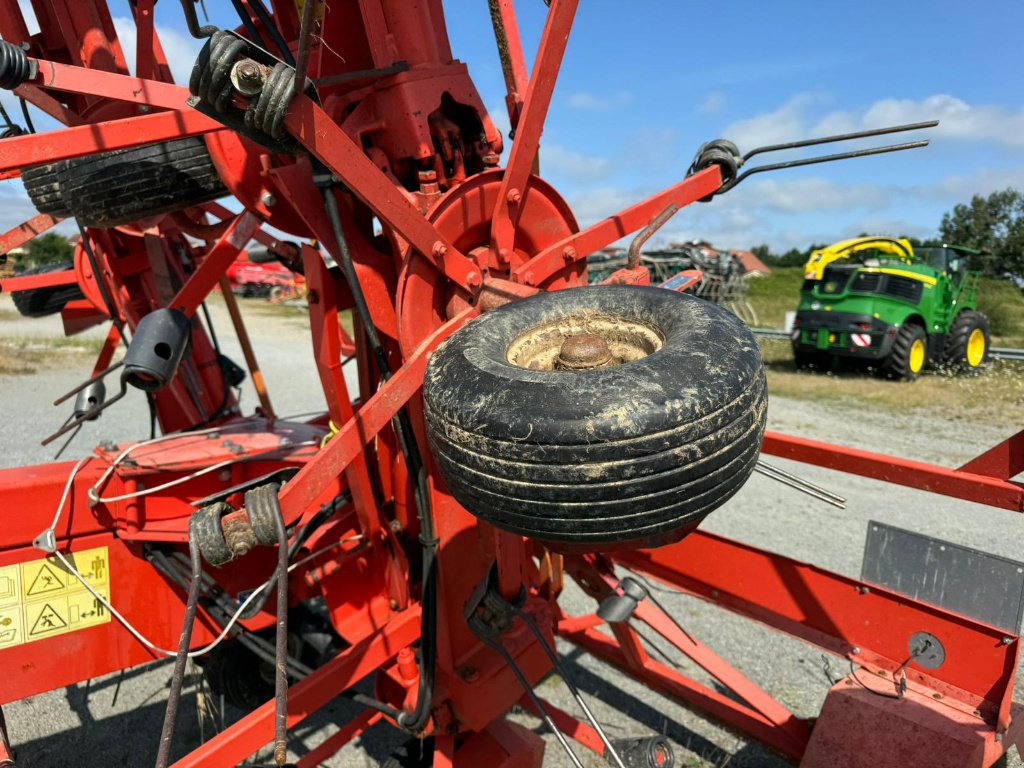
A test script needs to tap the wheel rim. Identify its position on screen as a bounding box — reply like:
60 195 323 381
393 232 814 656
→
909 338 926 373
507 313 663 371
966 328 986 367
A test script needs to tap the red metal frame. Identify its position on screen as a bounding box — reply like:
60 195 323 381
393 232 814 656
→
0 2 1021 767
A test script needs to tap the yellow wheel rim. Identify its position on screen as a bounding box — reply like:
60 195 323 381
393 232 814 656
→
909 338 926 373
966 328 986 367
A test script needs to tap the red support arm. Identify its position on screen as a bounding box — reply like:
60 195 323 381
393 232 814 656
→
0 213 63 260
491 0 579 258
0 268 77 293
761 431 1024 512
170 212 260 317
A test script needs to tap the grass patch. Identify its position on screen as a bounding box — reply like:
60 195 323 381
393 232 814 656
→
0 335 105 375
747 268 803 328
760 338 1024 427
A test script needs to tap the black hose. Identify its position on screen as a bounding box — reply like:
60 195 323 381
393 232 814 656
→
319 187 438 733
154 536 204 768
18 97 34 133
229 0 269 52
248 0 295 65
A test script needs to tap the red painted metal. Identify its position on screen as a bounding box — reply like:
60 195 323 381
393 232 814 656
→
0 213 63 259
762 431 1024 512
0 267 77 293
0 2 1020 767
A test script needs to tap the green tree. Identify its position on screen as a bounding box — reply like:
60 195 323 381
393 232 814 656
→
939 188 1024 277
25 232 73 267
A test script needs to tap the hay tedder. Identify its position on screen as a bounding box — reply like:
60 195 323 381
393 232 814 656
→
0 2 1023 766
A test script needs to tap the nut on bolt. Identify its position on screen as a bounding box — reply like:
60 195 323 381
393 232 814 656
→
260 191 277 208
230 58 267 96
432 241 448 259
562 246 578 262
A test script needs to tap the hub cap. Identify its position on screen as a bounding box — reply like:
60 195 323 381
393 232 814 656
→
966 328 986 367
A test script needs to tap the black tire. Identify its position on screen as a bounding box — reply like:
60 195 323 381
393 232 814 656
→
423 285 767 552
942 310 990 372
21 136 227 227
9 261 85 318
882 322 927 381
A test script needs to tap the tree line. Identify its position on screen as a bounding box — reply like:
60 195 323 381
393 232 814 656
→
751 188 1024 279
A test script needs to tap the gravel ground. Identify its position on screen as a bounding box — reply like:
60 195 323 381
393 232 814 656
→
0 293 1021 767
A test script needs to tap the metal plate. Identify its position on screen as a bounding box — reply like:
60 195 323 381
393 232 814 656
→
861 521 1024 633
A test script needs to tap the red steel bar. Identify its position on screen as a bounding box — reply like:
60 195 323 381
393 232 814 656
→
960 429 1024 480
488 0 529 130
29 59 192 110
761 431 1024 512
294 709 383 768
169 212 260 318
0 268 77 293
0 213 63 258
512 166 722 284
284 96 482 293
491 0 579 258
0 109 222 173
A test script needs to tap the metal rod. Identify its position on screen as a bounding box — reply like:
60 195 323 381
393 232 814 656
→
217 276 275 419
292 0 319 100
155 536 204 768
626 204 679 269
754 462 846 508
722 140 930 193
271 493 290 766
742 120 939 161
513 606 627 768
756 460 846 503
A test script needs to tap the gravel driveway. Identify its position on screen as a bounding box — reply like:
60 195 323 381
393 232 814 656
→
1 294 1021 767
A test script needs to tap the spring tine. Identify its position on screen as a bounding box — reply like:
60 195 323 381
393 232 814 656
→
742 120 939 162
41 384 127 446
721 140 929 194
757 460 846 503
52 360 124 407
755 462 846 509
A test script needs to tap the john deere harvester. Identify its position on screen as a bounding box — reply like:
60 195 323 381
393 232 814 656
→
792 237 989 380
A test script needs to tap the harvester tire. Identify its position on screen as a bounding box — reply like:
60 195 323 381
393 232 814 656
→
883 322 927 381
423 285 767 552
942 310 990 372
9 261 84 318
21 136 227 227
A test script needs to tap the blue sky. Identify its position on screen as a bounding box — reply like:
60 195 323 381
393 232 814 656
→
4 1 1023 253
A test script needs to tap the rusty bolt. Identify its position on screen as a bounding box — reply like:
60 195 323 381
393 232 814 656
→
432 241 448 258
507 189 522 206
466 271 482 289
389 519 403 533
389 598 400 610
563 246 578 262
223 517 257 559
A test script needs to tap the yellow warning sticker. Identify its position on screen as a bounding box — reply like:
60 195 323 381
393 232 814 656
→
0 547 111 650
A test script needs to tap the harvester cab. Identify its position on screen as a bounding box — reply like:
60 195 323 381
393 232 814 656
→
792 237 989 379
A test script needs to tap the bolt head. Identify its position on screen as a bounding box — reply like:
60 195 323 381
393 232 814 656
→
522 271 536 285
260 191 277 207
466 271 482 289
432 241 448 258
507 189 522 205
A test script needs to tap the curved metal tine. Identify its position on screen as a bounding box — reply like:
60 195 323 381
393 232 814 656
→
756 460 846 503
41 383 127 447
512 606 627 768
742 120 939 162
53 422 84 461
754 463 846 509
52 360 124 407
720 140 930 194
482 636 587 768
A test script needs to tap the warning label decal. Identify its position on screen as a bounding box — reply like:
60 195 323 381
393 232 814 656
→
0 547 111 650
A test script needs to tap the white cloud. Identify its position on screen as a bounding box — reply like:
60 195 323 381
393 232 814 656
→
698 91 726 115
540 144 610 183
721 92 828 149
736 177 890 213
112 16 202 86
567 90 633 111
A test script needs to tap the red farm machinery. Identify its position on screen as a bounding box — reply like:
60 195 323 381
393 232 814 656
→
0 2 1021 767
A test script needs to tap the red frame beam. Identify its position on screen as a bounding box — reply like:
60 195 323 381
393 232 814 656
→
169 212 260 317
0 213 62 259
762 431 1024 512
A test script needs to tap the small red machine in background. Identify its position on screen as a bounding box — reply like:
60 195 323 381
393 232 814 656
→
0 3 1020 767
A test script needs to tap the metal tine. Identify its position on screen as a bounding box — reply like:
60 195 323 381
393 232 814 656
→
754 462 846 509
742 120 939 162
52 360 124 407
41 383 127 446
757 459 846 503
721 140 930 194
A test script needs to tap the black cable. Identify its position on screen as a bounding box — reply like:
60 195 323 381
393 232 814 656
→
319 186 438 733
848 660 900 699
155 536 205 768
248 0 295 65
229 0 269 52
18 97 34 133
